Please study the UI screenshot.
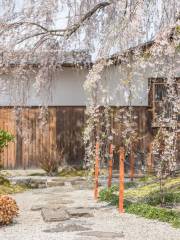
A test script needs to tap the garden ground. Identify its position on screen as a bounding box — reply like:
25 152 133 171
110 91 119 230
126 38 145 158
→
1 181 180 240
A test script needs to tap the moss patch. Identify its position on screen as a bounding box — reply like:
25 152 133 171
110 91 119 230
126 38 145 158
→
0 175 10 185
126 203 180 228
99 177 180 203
125 177 180 200
0 175 28 195
58 169 87 177
28 172 46 177
0 184 27 195
175 25 180 34
99 177 180 228
28 169 88 177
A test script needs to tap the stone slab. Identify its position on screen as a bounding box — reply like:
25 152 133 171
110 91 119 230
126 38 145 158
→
45 204 65 210
8 176 47 188
67 208 94 218
72 182 94 190
46 181 65 187
31 204 46 211
47 199 74 205
78 231 124 239
41 208 70 222
44 223 91 233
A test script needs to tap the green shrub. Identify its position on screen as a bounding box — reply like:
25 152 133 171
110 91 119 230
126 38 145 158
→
99 182 137 202
0 129 14 169
0 130 14 151
99 186 118 204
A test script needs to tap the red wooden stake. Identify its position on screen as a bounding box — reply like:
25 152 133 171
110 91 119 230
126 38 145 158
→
94 142 99 199
148 143 153 174
108 144 113 188
130 149 135 181
119 147 125 213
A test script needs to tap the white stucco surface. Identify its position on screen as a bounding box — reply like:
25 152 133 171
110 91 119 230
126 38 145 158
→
0 68 88 106
0 54 179 107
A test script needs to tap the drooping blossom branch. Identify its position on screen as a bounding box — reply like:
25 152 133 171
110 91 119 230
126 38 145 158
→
0 2 111 44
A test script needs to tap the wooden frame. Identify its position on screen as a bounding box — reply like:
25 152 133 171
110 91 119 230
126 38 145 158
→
148 78 180 127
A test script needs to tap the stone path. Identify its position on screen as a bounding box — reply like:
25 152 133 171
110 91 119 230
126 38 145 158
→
0 184 180 240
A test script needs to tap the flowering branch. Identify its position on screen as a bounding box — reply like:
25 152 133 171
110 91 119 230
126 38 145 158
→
1 2 111 43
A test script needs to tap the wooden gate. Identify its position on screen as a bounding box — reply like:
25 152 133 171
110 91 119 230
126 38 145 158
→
0 107 85 169
56 107 85 166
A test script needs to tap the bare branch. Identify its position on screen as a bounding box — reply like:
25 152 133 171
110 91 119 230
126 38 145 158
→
65 2 111 38
0 21 48 36
17 32 47 44
17 22 49 32
0 1 111 42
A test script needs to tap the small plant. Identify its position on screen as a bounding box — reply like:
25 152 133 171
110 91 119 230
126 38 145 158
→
0 195 19 225
39 155 59 176
0 129 14 169
99 185 118 203
0 129 14 152
39 146 63 176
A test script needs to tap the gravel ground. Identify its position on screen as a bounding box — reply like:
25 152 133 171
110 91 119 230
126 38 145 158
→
0 186 180 240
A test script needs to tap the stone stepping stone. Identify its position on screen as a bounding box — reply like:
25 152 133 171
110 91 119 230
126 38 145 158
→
31 204 46 211
48 199 74 205
44 223 91 233
41 208 70 222
65 219 94 226
31 203 65 211
41 207 94 222
72 182 94 190
78 231 124 239
67 208 94 218
45 204 65 210
47 181 65 187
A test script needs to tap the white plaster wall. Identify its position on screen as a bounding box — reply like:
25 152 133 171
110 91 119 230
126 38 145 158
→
52 68 87 106
0 54 179 107
98 64 149 106
0 68 88 106
93 53 180 106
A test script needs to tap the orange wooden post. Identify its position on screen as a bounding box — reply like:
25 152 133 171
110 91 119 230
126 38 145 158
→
108 144 113 188
148 143 153 174
130 148 135 181
94 142 99 199
119 147 125 213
